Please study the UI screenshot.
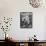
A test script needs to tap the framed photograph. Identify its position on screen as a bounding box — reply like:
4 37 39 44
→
20 12 33 28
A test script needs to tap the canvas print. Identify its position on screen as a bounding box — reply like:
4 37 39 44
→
20 12 32 28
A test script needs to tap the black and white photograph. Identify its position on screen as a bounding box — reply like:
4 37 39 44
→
20 12 32 28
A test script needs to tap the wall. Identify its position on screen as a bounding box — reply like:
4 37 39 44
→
0 0 46 40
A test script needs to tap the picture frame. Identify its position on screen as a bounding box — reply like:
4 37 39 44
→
20 12 33 28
